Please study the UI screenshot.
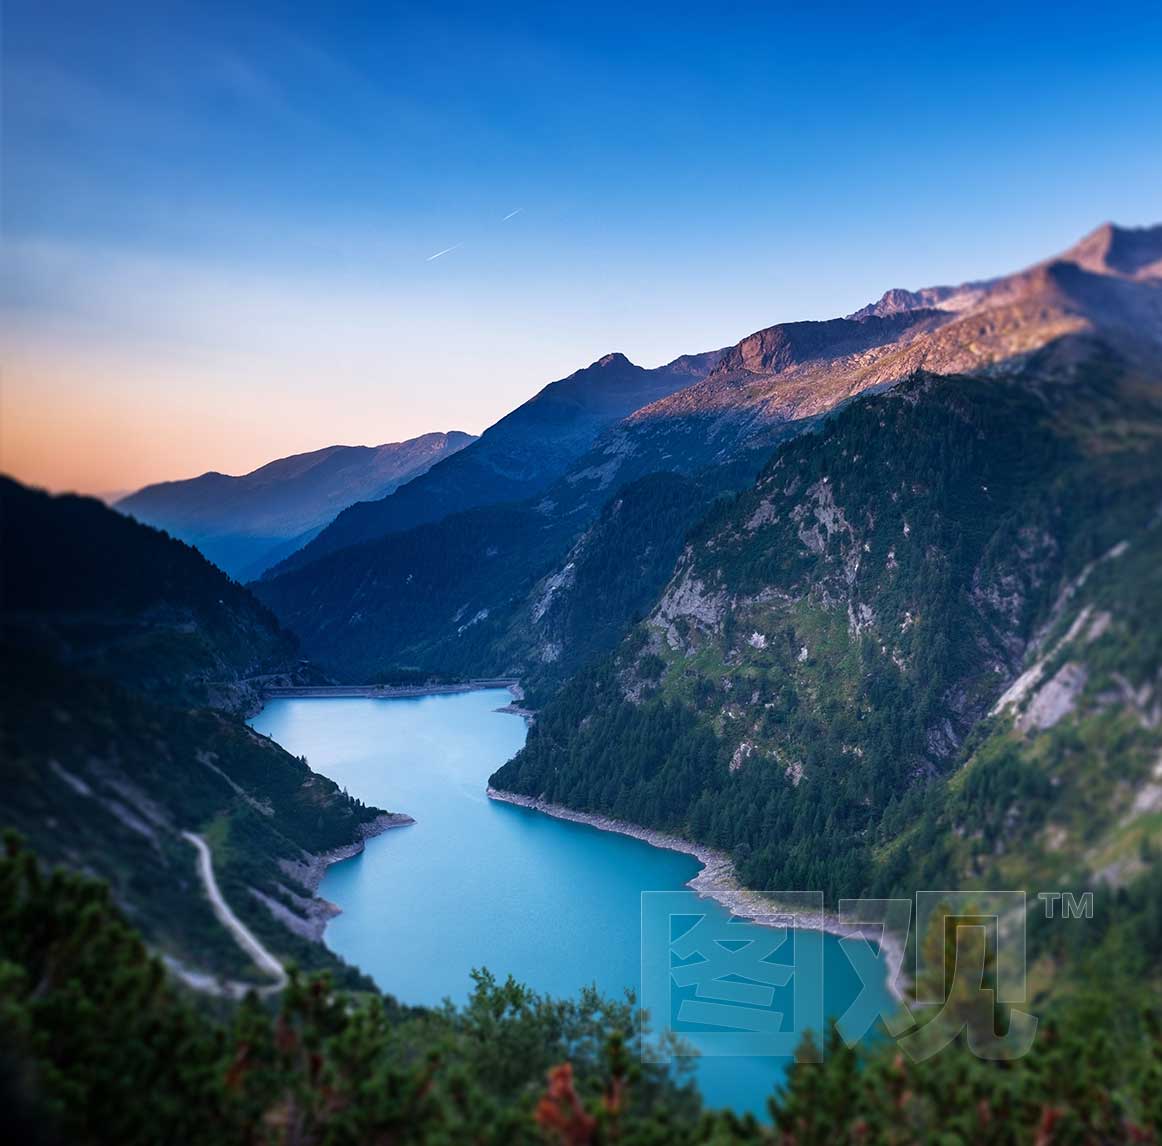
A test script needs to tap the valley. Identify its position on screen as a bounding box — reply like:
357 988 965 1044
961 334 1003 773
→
248 689 896 1116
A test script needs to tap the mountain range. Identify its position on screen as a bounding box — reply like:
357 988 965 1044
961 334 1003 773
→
117 430 474 580
251 223 1162 696
494 342 1162 908
481 222 1162 1007
267 348 725 574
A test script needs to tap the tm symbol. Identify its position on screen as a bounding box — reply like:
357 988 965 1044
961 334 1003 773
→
1038 891 1093 919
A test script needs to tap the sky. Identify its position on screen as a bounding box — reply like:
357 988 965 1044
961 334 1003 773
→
3 0 1161 495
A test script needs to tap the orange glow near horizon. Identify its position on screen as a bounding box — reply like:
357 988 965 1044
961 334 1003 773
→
0 238 640 499
0 342 482 498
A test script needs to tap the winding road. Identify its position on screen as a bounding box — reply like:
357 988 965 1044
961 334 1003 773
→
182 831 287 994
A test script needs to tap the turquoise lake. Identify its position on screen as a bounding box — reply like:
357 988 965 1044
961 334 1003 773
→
250 690 893 1116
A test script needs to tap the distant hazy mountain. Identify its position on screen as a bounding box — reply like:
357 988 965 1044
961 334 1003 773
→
254 223 1162 690
117 431 475 580
268 349 725 575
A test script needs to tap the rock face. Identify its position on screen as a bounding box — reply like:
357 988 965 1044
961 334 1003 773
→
715 311 943 377
118 431 475 580
1061 221 1162 279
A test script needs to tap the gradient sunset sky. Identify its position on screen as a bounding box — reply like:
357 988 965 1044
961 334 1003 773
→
4 0 1161 495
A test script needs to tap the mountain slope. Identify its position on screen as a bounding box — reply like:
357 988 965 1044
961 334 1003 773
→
269 349 724 574
0 650 392 990
492 342 1162 933
118 431 475 580
253 448 769 689
2 476 306 712
0 477 399 988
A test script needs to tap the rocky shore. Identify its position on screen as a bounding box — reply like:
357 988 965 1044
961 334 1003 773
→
495 702 536 722
487 787 907 1001
281 811 415 898
494 682 535 723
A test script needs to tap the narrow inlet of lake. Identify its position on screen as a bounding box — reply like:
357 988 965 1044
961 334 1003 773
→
250 690 893 1116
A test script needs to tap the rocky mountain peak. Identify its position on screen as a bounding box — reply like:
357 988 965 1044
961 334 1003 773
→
1057 222 1162 280
593 351 634 369
710 309 943 379
846 284 984 321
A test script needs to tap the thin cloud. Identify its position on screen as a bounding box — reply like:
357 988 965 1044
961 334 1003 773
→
426 243 462 262
501 208 523 221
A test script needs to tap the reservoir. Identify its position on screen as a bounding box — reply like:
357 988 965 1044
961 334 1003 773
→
250 689 893 1115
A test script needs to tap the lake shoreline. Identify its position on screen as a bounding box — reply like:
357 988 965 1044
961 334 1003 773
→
286 811 416 903
255 692 906 1113
487 787 907 1002
258 688 906 1006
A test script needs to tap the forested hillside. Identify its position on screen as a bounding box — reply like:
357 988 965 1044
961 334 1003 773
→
493 341 1162 962
1 476 305 712
253 446 767 694
0 478 399 987
3 835 1159 1143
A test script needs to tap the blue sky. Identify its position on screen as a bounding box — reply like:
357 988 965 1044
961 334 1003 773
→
4 0 1161 492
